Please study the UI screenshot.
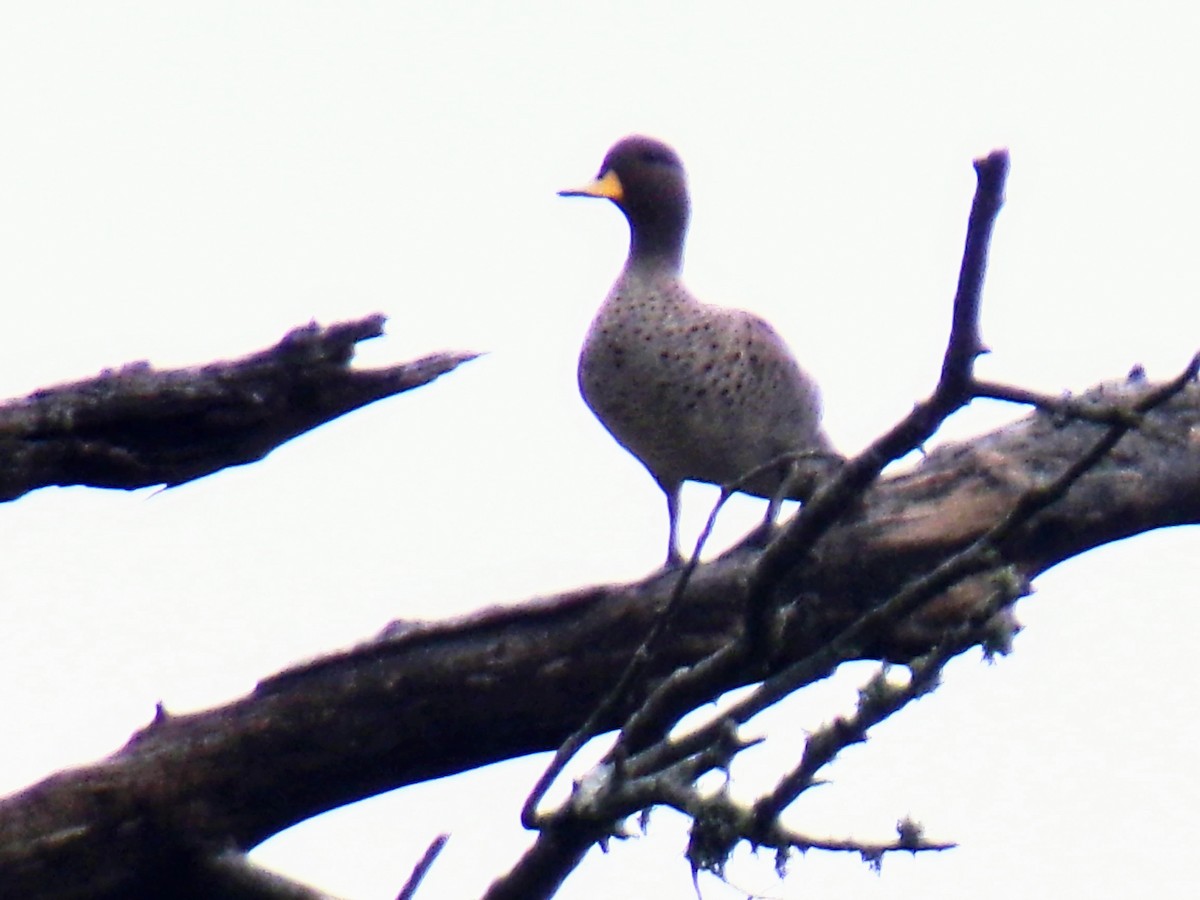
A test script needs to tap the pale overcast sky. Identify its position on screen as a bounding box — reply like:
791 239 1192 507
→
2 4 1199 898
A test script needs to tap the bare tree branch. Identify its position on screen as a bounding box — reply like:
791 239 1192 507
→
5 152 1199 900
483 148 1013 900
199 852 347 900
396 834 449 900
747 149 1010 642
3 367 1199 897
0 315 479 501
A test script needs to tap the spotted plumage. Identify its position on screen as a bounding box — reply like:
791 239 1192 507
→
561 136 838 565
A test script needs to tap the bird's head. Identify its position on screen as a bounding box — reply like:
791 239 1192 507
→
560 135 691 268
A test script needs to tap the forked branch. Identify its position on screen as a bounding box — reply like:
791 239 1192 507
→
487 148 1198 900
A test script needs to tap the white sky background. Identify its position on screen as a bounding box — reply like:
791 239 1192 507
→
2 3 1199 898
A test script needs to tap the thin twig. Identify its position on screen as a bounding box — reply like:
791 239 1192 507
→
655 778 955 881
745 149 1011 651
396 833 449 900
941 150 1008 386
520 484 739 826
751 650 953 829
974 379 1143 425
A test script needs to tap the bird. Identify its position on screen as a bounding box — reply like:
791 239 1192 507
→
560 135 840 567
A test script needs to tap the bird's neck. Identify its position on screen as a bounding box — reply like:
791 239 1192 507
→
627 226 685 275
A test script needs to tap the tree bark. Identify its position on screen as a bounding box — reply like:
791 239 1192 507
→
3 369 1197 898
0 315 478 502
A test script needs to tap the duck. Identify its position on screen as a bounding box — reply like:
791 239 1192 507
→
561 136 839 566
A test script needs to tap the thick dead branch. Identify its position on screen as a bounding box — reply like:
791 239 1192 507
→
517 148 1009 843
5 150 1197 900
484 148 1013 900
4 370 1200 898
0 315 479 502
197 852 346 900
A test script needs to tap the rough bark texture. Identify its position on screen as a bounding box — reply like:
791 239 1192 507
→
0 315 478 502
3 371 1197 899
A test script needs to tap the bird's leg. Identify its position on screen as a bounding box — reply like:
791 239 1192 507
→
663 482 684 568
764 476 787 527
736 461 792 552
748 467 792 549
744 451 849 551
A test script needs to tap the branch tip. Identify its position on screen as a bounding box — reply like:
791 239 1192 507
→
1186 351 1200 382
973 148 1011 186
396 833 449 900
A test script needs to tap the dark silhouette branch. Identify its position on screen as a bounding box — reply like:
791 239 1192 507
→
485 148 1012 900
487 150 1191 899
748 149 1010 634
0 315 479 502
974 378 1141 424
396 834 449 900
4 151 1199 899
3 367 1200 897
197 851 346 900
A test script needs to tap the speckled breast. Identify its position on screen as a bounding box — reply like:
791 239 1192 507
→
578 273 824 494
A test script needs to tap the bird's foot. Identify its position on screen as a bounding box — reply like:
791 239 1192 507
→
663 551 685 570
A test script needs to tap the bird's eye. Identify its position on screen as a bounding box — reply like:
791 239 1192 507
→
641 150 673 166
